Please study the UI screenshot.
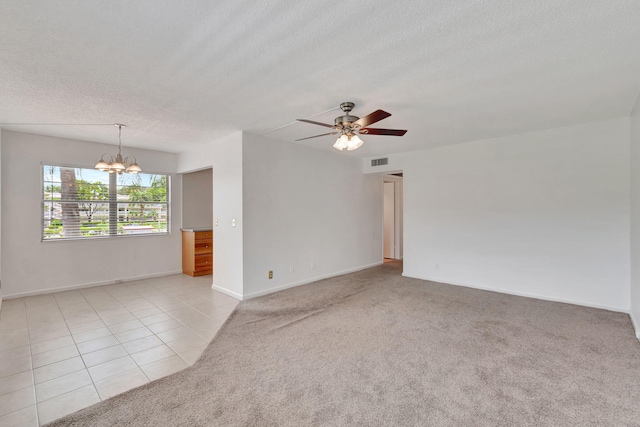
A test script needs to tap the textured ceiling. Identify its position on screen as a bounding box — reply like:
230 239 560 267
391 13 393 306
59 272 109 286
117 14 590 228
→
1 0 640 157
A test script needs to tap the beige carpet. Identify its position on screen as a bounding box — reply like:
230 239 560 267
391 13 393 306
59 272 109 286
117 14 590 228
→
48 262 640 426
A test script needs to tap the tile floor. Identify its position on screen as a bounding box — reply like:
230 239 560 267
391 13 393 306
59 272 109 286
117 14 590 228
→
0 274 239 426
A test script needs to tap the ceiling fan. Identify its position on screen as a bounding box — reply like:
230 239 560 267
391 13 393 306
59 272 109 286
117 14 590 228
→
296 102 407 151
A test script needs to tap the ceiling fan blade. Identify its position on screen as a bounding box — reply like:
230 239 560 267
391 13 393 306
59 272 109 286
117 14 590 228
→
295 132 338 141
297 119 336 129
354 110 391 128
361 128 407 136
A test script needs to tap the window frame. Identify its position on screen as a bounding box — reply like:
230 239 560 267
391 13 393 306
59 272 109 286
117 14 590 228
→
41 162 172 242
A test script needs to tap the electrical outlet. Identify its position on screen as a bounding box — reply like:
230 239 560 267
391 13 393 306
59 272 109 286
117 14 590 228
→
289 265 294 273
310 262 315 270
268 270 273 279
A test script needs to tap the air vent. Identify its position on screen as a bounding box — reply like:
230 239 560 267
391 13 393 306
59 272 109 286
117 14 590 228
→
371 158 388 167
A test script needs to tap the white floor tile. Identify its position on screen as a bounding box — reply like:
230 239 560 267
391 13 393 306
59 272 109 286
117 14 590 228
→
147 319 184 334
72 327 112 344
37 384 100 425
122 335 164 354
107 319 144 334
28 326 70 345
0 346 32 378
0 371 33 397
31 345 79 369
87 355 137 383
130 307 164 319
0 385 35 417
179 349 203 365
81 345 128 368
64 312 102 326
138 312 173 326
94 367 148 400
67 319 107 335
130 344 175 366
0 405 38 427
166 336 208 354
0 274 239 424
0 328 30 351
77 335 120 355
114 326 154 343
33 357 86 384
140 355 189 381
101 312 136 326
35 370 92 403
30 336 75 356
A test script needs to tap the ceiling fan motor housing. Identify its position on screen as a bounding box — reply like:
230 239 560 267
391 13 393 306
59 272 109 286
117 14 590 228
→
335 115 360 127
336 102 359 129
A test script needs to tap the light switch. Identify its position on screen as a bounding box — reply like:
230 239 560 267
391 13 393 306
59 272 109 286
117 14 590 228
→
215 218 218 226
232 218 236 227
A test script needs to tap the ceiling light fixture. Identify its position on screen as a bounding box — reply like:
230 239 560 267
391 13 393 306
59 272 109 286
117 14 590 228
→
333 133 364 151
94 124 142 174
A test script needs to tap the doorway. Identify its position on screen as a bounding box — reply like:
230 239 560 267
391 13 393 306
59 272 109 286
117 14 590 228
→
182 168 213 229
383 174 403 261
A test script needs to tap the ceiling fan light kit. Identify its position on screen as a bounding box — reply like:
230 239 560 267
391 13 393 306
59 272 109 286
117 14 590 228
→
296 101 407 151
333 134 363 151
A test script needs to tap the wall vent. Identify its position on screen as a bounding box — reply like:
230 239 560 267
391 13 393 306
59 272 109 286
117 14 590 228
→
371 158 389 167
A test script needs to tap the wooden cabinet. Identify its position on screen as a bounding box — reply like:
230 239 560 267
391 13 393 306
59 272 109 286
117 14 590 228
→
182 229 213 276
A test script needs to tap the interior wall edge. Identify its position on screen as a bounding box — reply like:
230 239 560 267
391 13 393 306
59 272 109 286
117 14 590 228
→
242 261 384 300
211 283 243 301
401 272 630 314
2 269 182 299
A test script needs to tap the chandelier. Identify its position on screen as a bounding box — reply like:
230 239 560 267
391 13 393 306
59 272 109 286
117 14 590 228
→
94 124 142 174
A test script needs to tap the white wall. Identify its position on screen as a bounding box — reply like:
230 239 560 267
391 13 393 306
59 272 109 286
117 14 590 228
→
177 132 244 298
241 132 383 298
630 96 640 335
1 130 182 297
396 179 403 259
366 118 631 311
182 168 213 228
0 128 2 311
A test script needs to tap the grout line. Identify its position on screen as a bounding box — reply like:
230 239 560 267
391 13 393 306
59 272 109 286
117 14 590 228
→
22 299 40 426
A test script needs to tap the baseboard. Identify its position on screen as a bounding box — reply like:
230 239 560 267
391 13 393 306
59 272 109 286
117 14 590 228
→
211 284 243 300
243 261 384 300
401 272 629 314
3 270 183 299
630 311 640 341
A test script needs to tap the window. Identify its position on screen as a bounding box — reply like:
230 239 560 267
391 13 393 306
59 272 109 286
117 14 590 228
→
42 165 170 240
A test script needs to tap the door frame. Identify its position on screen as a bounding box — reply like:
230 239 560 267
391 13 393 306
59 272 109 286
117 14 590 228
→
383 174 403 260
